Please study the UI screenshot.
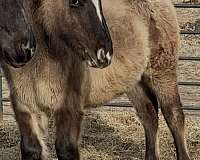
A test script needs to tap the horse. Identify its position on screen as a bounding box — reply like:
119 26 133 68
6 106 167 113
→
0 0 36 68
2 0 113 160
28 0 190 160
88 0 190 159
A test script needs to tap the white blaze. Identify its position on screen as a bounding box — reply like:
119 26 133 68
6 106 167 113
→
91 0 103 23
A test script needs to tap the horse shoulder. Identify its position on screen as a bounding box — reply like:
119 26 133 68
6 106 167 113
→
87 13 150 105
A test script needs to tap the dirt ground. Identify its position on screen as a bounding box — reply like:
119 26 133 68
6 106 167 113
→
0 109 200 160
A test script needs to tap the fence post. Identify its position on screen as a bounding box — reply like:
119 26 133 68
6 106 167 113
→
0 70 3 122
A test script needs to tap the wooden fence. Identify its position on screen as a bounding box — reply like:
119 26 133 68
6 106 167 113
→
0 3 200 120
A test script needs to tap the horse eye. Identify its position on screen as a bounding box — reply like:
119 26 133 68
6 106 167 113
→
70 0 81 7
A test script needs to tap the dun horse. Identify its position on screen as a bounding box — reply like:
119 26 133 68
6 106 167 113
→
28 0 189 160
2 0 190 160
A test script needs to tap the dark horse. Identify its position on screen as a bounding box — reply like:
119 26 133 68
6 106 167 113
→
2 0 113 160
0 0 35 68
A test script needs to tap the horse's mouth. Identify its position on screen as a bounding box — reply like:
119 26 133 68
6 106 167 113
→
61 36 112 69
65 39 112 69
84 49 112 69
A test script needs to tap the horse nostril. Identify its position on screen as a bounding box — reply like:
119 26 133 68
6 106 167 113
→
22 27 36 57
97 48 106 63
86 48 112 69
21 33 36 59
21 41 35 58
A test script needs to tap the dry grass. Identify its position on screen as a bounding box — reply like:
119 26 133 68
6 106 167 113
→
1 109 200 160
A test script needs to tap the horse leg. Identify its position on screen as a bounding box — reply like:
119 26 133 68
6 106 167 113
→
55 101 83 160
150 75 190 160
127 82 159 160
13 102 48 160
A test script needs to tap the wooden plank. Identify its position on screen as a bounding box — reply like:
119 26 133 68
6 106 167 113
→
175 3 200 34
172 0 200 4
178 60 200 82
176 8 200 31
179 35 200 57
179 85 200 109
175 4 200 8
2 77 9 98
3 102 15 122
179 82 200 86
179 57 200 61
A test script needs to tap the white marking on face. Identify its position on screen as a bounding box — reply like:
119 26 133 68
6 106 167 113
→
106 52 112 61
91 0 103 23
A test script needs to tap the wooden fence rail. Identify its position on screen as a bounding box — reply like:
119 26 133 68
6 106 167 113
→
0 3 200 120
174 4 200 8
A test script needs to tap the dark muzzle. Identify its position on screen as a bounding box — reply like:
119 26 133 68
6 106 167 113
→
4 27 36 68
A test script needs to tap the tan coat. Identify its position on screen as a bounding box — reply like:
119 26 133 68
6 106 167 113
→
87 0 179 105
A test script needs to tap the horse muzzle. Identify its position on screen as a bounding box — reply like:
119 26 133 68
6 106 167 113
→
3 28 36 68
86 48 112 69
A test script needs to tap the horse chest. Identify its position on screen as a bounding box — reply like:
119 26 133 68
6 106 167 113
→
12 60 67 110
34 66 67 110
